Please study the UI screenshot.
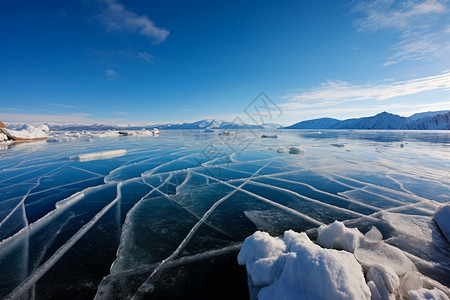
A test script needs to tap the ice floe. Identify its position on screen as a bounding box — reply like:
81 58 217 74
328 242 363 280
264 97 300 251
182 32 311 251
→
69 149 127 162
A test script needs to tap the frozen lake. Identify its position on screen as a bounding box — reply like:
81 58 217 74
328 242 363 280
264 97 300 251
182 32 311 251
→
0 130 449 299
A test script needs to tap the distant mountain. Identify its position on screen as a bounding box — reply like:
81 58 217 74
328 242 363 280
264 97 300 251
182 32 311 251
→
46 119 281 131
408 110 449 121
283 111 450 130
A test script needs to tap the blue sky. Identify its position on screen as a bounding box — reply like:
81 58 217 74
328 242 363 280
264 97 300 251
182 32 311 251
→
1 0 449 125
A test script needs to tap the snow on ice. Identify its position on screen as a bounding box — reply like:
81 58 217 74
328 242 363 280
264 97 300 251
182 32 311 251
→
239 221 450 300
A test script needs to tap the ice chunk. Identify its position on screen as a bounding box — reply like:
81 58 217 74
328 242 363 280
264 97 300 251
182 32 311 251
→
365 226 383 243
354 241 416 276
238 230 371 300
434 204 450 242
317 220 364 252
277 147 287 153
408 288 449 300
368 281 382 300
288 146 305 155
0 132 8 142
367 264 400 293
69 149 127 162
3 124 47 140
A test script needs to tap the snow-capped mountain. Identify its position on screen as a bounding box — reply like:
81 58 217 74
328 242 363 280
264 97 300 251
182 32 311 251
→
45 119 281 131
283 111 450 130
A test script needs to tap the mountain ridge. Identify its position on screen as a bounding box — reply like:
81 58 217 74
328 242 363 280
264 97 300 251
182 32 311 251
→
283 111 450 130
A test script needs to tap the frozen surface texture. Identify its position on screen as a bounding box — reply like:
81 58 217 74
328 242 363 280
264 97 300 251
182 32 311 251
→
0 129 449 299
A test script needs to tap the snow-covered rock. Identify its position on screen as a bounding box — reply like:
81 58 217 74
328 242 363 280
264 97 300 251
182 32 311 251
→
3 124 47 140
238 230 371 300
434 204 450 242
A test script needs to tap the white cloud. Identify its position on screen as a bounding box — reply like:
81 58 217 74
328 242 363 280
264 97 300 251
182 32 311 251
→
283 71 450 109
354 0 450 64
48 103 77 109
105 68 117 79
354 0 447 32
137 51 154 63
97 0 169 43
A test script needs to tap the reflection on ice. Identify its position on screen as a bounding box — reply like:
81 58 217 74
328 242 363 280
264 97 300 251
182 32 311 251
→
0 130 449 299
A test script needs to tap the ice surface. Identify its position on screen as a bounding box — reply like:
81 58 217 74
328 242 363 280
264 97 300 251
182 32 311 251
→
0 130 449 299
434 205 450 242
238 230 371 300
69 149 127 162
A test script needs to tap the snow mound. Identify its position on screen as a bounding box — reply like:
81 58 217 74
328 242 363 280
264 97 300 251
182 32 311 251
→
3 124 47 140
317 220 364 252
434 204 450 242
408 288 449 300
238 230 371 300
69 149 127 162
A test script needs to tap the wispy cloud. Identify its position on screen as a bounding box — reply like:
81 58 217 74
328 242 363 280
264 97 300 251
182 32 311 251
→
105 68 117 79
113 111 129 115
354 0 450 64
137 51 154 63
97 0 169 43
48 103 77 109
283 71 450 109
